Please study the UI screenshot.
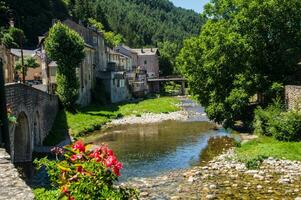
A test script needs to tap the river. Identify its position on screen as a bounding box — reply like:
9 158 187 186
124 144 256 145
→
84 98 232 181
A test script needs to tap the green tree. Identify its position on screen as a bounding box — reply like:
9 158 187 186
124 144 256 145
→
2 27 25 49
158 41 181 76
15 57 39 77
177 0 301 127
45 22 85 109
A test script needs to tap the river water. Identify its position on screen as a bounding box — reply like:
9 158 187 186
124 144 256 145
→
85 99 231 181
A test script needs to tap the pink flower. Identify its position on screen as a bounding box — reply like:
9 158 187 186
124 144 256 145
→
72 141 85 153
70 154 83 162
104 155 117 168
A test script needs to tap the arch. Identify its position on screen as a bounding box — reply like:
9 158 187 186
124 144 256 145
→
33 111 41 146
14 112 31 162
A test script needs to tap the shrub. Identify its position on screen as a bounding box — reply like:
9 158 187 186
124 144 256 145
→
245 155 267 169
34 141 138 200
253 100 283 136
270 111 301 142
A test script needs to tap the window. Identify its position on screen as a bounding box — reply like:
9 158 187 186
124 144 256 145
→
144 60 147 65
50 67 56 76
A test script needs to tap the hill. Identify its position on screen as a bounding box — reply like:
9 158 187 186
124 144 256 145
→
2 0 203 48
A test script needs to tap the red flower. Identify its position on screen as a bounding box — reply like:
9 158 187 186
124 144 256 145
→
72 141 85 153
62 186 68 194
76 166 85 174
89 151 102 162
70 154 83 162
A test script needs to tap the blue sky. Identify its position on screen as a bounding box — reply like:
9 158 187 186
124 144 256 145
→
170 0 210 13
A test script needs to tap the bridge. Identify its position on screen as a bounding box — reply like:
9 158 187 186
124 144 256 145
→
148 76 186 95
4 83 58 162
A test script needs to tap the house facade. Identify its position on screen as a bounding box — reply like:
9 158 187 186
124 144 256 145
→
97 48 131 103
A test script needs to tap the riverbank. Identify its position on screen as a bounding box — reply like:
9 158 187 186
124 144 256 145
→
124 146 301 199
43 97 182 145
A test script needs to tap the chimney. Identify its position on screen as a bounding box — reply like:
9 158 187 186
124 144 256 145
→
141 47 144 53
151 47 153 52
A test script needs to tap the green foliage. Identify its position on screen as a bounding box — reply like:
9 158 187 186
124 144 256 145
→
177 0 301 126
158 41 181 76
2 27 25 48
270 111 301 142
254 100 301 142
236 136 301 162
245 155 267 170
33 188 60 200
15 57 39 76
3 0 68 47
45 22 85 109
67 0 203 47
253 100 284 136
34 142 138 200
164 81 181 95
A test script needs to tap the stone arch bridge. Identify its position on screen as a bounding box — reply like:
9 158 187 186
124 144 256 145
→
5 83 58 163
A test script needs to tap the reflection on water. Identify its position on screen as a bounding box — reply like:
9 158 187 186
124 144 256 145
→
85 120 230 181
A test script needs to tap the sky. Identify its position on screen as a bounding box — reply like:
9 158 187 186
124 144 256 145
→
170 0 210 13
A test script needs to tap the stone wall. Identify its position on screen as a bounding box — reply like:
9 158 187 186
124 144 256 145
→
0 148 34 200
285 85 301 110
5 83 58 162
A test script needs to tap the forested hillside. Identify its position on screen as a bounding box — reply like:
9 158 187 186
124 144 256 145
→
1 0 203 48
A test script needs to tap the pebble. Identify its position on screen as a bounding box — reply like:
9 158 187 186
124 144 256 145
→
206 194 216 199
209 184 217 190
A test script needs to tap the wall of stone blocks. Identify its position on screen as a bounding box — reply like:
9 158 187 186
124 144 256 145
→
285 85 301 110
5 83 58 162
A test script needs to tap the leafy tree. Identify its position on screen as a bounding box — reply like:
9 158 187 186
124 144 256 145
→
1 27 25 48
177 0 301 127
45 22 85 109
15 57 39 77
158 41 181 76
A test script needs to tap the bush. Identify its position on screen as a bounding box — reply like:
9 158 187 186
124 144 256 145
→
253 100 283 136
270 111 301 142
34 141 138 200
245 155 267 169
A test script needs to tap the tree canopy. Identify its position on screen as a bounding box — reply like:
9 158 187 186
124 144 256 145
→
45 22 85 109
177 0 301 126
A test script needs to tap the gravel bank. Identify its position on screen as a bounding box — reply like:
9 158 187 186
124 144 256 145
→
108 111 188 126
124 149 301 199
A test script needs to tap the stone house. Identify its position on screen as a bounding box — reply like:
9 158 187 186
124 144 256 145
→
0 46 42 83
131 48 160 79
115 45 153 97
10 48 42 82
97 48 132 103
40 19 107 107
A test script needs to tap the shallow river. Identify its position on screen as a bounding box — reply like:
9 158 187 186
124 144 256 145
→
85 99 230 181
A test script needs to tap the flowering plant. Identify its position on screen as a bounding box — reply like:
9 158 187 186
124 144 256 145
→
7 104 16 124
35 141 138 200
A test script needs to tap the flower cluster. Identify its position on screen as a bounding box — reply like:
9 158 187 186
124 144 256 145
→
35 141 136 199
6 104 16 124
70 141 123 177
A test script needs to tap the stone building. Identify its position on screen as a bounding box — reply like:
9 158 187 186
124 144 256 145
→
10 48 42 82
131 48 160 78
40 19 107 107
97 48 131 103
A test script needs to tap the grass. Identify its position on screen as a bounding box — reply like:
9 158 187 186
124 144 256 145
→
43 97 180 145
235 136 301 162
